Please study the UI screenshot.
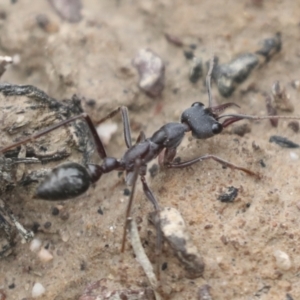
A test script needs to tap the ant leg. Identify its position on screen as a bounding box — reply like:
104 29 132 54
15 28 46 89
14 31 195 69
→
135 131 146 144
140 176 159 211
95 106 132 148
158 148 177 167
0 113 107 160
218 114 300 128
166 154 259 177
121 159 141 253
140 176 162 279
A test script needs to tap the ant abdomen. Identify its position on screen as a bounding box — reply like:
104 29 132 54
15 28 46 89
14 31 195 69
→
36 162 92 201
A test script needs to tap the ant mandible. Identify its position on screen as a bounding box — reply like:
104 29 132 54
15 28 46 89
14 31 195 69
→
0 57 298 255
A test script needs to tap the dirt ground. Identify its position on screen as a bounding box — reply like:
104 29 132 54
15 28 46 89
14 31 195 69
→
1 0 300 299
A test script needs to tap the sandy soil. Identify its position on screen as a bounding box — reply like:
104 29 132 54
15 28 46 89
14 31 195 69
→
1 0 300 299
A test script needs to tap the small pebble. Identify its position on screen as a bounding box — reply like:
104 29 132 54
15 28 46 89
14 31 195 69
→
218 186 238 203
60 210 70 221
286 293 294 300
232 123 251 137
61 231 70 242
30 239 42 252
123 188 131 196
288 121 299 133
161 262 168 271
189 57 203 83
184 50 194 60
32 282 46 298
256 32 281 61
204 224 213 229
259 159 266 168
198 284 212 300
51 207 59 216
271 81 294 112
148 164 158 178
0 10 7 20
44 221 52 229
32 222 40 233
291 80 300 90
47 0 82 23
36 14 59 33
85 99 96 107
96 123 118 145
289 152 299 161
164 33 183 47
0 56 13 77
273 250 292 271
38 248 54 262
36 14 50 29
132 48 165 97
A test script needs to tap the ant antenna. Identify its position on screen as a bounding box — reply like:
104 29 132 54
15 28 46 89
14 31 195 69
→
206 55 215 108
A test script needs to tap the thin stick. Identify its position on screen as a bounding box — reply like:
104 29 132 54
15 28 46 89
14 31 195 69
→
206 55 215 108
121 159 141 252
129 220 158 288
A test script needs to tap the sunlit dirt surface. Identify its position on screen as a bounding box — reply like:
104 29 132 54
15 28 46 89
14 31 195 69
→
1 1 300 299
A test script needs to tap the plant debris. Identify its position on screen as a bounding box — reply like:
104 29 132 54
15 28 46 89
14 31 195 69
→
269 135 299 148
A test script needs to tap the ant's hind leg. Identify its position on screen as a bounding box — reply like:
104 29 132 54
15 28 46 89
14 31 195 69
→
166 154 259 178
121 159 141 253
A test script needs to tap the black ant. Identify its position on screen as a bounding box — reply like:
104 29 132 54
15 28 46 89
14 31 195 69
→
0 58 299 270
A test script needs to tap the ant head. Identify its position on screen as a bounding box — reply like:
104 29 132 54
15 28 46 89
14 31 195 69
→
181 103 223 139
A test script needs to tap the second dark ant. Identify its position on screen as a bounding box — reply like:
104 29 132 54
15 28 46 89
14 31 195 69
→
0 58 299 274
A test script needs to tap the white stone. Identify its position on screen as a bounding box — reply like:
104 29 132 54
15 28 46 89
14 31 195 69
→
289 152 299 160
96 122 118 145
38 248 53 262
32 282 46 298
273 250 292 270
30 239 42 252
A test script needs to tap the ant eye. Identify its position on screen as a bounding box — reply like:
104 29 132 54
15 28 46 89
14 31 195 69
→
191 102 204 107
212 123 223 134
